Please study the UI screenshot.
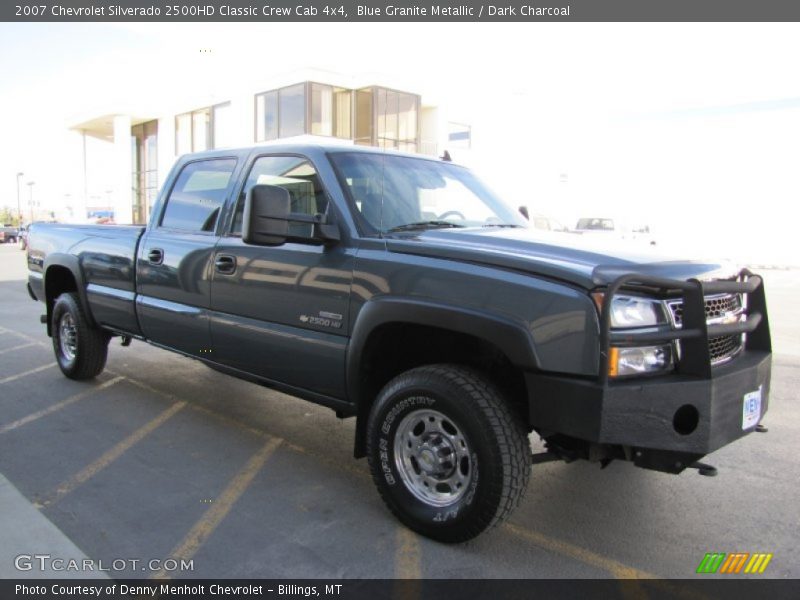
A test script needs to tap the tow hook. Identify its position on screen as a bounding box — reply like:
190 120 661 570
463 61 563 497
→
755 424 768 433
688 461 718 477
120 335 132 347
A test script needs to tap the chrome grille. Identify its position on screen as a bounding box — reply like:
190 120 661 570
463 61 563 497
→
668 293 742 327
666 293 745 365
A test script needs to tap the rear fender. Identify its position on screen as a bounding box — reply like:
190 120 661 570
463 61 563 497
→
43 253 96 335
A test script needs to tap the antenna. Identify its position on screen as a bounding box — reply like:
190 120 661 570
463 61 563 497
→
441 150 452 162
378 89 388 236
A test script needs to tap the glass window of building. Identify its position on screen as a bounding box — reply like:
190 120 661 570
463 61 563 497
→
355 87 419 151
251 82 417 149
355 88 373 145
131 120 159 225
377 89 399 149
255 91 278 142
175 104 230 154
257 82 352 141
333 87 352 138
311 83 333 136
279 83 306 137
310 83 352 138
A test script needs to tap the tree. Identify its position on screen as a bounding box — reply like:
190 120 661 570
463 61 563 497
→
0 206 19 226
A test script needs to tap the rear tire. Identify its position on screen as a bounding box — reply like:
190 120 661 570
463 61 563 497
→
51 292 109 380
366 364 531 543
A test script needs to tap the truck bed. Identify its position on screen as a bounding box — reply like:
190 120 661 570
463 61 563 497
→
27 223 146 335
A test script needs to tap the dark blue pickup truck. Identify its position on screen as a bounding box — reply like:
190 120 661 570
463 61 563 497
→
27 144 771 542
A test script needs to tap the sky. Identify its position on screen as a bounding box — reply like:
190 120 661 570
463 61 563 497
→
1 22 799 265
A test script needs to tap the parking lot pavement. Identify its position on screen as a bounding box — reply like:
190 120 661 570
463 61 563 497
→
0 473 108 579
1 243 798 580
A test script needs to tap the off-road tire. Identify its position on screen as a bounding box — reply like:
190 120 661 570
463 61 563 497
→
366 364 531 543
51 292 109 380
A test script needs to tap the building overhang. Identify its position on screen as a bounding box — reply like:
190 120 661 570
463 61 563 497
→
70 114 156 141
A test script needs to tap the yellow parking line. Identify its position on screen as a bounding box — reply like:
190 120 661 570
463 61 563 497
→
503 524 709 600
503 522 658 579
395 526 422 578
125 374 369 481
0 363 57 385
0 342 38 355
37 398 187 508
0 376 124 435
65 360 685 587
123 370 655 584
120 375 183 403
152 437 282 580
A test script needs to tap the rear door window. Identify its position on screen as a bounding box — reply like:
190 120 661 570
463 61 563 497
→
160 159 237 232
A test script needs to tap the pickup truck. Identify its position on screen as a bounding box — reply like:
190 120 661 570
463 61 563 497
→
26 144 772 542
0 224 17 243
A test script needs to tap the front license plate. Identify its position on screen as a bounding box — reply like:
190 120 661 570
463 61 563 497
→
742 386 762 430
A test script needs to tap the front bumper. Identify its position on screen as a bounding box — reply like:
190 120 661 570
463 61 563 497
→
526 269 772 473
527 350 770 456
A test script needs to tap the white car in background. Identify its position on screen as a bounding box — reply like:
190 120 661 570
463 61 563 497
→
574 217 657 245
518 207 570 232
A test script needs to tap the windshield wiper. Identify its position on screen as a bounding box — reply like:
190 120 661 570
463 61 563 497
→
387 220 466 233
482 223 523 228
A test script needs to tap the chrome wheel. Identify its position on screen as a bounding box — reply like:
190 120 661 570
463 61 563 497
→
393 408 472 507
58 313 78 362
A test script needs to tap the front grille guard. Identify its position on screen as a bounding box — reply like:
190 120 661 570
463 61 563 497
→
598 269 771 385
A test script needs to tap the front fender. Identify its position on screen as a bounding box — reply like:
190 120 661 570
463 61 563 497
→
346 296 540 405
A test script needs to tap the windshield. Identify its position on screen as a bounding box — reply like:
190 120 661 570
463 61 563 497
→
330 152 527 234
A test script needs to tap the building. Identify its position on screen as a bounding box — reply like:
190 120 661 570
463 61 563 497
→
70 69 472 225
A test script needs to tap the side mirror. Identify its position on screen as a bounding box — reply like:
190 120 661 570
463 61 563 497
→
242 184 290 246
242 184 341 247
518 206 530 220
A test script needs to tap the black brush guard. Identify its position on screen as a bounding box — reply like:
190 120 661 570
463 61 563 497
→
527 269 772 474
599 268 771 383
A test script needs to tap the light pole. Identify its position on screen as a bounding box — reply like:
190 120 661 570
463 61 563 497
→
16 172 23 226
27 181 35 223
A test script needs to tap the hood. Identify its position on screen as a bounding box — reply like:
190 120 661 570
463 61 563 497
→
385 227 739 289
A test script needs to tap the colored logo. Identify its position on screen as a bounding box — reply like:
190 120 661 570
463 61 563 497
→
696 552 773 574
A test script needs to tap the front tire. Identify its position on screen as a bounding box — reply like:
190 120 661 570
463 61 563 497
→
366 364 531 543
51 292 109 380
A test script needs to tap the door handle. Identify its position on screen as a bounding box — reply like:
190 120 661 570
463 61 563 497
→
147 248 164 265
214 254 236 274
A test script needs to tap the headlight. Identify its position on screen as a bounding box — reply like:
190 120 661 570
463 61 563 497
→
593 292 674 377
609 345 673 377
608 295 667 328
